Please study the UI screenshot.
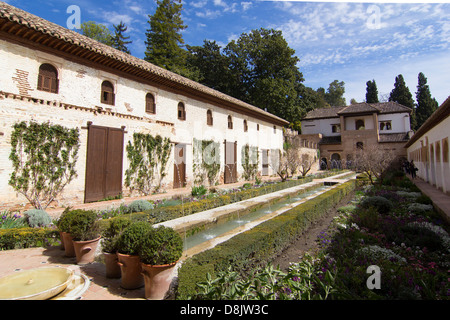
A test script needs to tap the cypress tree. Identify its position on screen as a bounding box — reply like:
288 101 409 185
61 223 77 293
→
415 72 438 130
365 79 379 103
111 21 132 54
144 0 188 75
389 74 415 129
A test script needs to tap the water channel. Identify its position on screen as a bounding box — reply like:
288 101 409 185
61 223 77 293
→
183 183 333 252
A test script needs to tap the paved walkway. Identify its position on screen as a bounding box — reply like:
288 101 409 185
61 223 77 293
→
0 176 283 300
406 175 450 224
0 172 351 300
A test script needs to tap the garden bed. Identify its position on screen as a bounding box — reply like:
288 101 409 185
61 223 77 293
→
176 179 357 299
181 173 449 300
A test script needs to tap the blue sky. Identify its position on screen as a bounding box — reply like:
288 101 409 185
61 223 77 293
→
4 0 449 105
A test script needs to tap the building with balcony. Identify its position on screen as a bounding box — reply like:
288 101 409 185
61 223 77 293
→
300 102 413 168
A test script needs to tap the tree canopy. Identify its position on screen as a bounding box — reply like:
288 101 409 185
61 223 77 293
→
365 79 379 103
80 21 113 46
414 72 438 131
389 74 415 129
111 21 132 54
144 0 191 77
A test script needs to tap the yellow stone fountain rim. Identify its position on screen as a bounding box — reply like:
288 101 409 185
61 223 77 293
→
0 267 74 300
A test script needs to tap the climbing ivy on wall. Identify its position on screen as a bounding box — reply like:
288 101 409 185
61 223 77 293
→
193 138 220 186
241 144 259 181
8 121 80 210
125 133 171 195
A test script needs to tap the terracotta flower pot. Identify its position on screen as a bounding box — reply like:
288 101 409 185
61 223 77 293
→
141 262 177 300
117 253 144 289
104 252 121 279
59 231 65 250
73 236 101 265
61 232 75 257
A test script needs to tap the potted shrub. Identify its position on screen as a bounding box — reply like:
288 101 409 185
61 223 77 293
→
56 208 78 257
101 217 132 278
68 209 101 265
115 221 153 289
138 226 183 300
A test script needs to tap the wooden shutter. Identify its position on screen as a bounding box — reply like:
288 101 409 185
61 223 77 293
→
207 110 213 126
146 93 156 114
37 64 59 94
101 81 115 105
178 102 186 120
85 125 124 203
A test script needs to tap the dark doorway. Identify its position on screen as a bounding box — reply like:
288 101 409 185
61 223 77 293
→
173 144 186 189
224 141 237 184
262 149 269 176
85 125 124 203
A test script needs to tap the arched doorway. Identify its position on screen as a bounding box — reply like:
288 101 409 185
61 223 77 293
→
331 153 341 169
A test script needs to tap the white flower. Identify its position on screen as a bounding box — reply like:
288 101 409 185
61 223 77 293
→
407 221 450 251
358 245 407 264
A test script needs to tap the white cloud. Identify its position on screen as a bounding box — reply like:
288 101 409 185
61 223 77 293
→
241 2 252 11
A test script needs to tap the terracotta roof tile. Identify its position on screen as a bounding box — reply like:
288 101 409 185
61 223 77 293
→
0 1 289 125
379 132 411 143
303 102 412 120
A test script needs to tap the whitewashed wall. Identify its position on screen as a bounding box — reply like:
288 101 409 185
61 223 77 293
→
407 116 450 194
0 39 284 209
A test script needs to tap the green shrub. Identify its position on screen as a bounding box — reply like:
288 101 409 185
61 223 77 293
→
128 199 154 213
415 194 432 205
360 196 393 214
192 185 208 197
67 210 100 241
56 208 79 233
116 221 153 255
0 227 59 250
23 209 52 228
138 226 183 265
101 216 133 253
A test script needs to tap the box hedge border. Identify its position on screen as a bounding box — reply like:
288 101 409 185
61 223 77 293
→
0 227 60 250
176 179 357 300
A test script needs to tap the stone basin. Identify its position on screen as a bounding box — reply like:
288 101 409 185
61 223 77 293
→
0 267 74 300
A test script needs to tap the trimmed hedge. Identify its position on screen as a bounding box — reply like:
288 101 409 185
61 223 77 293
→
0 227 60 250
176 179 356 300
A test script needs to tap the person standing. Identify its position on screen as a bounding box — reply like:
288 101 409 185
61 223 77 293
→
410 160 417 179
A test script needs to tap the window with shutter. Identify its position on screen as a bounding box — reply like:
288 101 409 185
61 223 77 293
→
178 102 186 120
207 110 213 126
243 120 248 132
101 81 115 105
228 115 233 129
146 93 156 114
37 64 59 94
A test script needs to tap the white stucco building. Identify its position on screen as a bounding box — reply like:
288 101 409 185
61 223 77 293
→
405 96 450 195
0 3 288 209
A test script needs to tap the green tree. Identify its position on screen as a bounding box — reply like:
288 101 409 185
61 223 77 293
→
324 80 346 106
223 28 305 125
111 21 132 54
389 74 415 129
365 79 379 103
80 21 113 45
186 40 232 93
144 0 190 76
414 72 438 130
